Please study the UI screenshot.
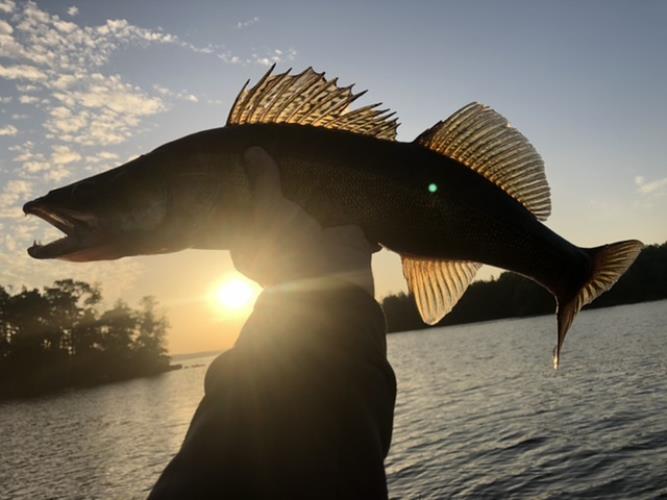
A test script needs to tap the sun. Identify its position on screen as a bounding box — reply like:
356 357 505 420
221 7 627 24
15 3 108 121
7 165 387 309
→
212 277 260 312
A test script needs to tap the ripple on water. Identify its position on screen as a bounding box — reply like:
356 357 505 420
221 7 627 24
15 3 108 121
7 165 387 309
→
1 302 666 498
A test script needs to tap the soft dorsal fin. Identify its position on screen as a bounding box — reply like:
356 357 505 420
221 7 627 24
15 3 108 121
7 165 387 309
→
415 103 551 221
402 256 481 325
226 65 399 141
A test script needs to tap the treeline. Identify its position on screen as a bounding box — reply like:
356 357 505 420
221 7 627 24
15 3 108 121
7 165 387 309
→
382 241 667 333
0 279 174 399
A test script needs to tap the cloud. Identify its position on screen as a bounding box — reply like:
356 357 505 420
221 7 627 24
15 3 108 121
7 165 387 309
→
635 175 667 195
51 144 81 165
0 2 281 147
46 165 71 181
22 160 49 173
97 151 118 160
0 179 31 218
153 83 199 103
0 124 18 135
0 0 15 14
10 140 75 181
0 18 12 33
0 2 179 148
236 16 259 29
0 95 12 103
0 64 47 81
16 83 38 92
18 94 38 104
247 48 297 66
67 6 78 17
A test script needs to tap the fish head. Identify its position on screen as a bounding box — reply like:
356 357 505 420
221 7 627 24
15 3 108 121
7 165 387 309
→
23 135 243 261
23 152 175 261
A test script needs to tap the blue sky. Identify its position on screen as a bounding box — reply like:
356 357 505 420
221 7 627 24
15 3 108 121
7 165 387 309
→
1 0 665 352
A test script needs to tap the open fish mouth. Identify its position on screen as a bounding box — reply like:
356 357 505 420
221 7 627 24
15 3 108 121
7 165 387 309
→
23 200 108 260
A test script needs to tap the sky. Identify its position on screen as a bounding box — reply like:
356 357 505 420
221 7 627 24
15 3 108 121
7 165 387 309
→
1 0 665 354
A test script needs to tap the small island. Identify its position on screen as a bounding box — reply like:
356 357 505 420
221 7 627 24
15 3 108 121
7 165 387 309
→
0 279 179 400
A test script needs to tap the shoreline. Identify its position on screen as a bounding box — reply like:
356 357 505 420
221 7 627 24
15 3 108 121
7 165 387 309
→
0 362 183 402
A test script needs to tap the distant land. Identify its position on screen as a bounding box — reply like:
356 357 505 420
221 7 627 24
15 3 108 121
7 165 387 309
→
0 280 177 400
381 241 667 333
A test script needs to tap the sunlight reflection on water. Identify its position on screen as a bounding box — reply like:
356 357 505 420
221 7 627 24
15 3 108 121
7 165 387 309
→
0 301 665 499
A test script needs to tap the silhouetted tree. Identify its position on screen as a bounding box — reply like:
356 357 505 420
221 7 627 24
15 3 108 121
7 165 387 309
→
0 286 11 359
99 300 137 360
43 279 101 355
0 281 174 400
133 296 169 370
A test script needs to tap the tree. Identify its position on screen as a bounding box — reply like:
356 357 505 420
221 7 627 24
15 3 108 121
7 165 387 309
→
0 286 11 359
99 300 137 359
0 280 174 399
4 288 51 358
134 296 169 368
43 280 101 355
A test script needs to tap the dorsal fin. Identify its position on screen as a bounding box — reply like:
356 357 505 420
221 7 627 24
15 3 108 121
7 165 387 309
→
226 65 399 141
402 256 481 325
415 103 551 221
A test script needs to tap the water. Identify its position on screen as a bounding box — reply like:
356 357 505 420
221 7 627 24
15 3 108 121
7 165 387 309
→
1 301 665 499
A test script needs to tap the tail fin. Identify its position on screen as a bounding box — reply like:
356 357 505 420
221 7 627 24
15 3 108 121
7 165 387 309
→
554 240 643 369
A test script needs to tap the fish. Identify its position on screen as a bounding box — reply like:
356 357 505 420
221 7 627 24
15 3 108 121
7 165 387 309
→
23 65 643 367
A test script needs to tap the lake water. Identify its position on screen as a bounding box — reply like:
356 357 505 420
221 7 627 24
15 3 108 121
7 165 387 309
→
1 300 666 499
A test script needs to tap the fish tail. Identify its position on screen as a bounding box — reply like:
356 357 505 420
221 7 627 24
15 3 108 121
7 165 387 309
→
553 239 643 369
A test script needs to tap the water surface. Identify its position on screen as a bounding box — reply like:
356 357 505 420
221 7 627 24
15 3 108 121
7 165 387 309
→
1 301 665 499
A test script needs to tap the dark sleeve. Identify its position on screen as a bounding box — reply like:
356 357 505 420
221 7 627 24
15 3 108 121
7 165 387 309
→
148 283 397 500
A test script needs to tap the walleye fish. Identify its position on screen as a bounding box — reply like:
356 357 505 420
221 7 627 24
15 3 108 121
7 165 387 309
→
23 66 643 367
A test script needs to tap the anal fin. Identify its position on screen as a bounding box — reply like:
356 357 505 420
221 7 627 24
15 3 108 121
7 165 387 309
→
402 257 481 325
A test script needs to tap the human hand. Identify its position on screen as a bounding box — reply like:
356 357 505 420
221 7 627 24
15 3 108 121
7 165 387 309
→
230 146 376 296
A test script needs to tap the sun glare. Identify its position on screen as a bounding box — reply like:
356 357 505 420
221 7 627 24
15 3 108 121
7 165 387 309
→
213 278 259 312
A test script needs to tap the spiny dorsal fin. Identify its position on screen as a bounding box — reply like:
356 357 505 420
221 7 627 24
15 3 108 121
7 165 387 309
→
415 103 551 221
402 256 481 325
227 65 399 141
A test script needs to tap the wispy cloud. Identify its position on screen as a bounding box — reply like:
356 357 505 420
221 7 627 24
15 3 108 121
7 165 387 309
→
0 2 296 147
635 175 667 196
153 84 199 103
0 63 47 80
0 124 17 135
18 94 37 103
66 5 78 17
236 16 259 29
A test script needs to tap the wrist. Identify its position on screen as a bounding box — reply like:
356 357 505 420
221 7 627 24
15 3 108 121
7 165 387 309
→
261 270 374 297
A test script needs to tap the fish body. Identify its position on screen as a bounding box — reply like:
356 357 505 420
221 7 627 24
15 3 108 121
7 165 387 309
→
23 66 643 366
191 123 587 290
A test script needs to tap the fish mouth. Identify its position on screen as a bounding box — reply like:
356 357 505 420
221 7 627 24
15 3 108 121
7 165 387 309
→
23 200 111 261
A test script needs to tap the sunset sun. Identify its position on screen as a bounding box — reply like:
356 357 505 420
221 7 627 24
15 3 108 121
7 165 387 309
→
212 278 260 312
